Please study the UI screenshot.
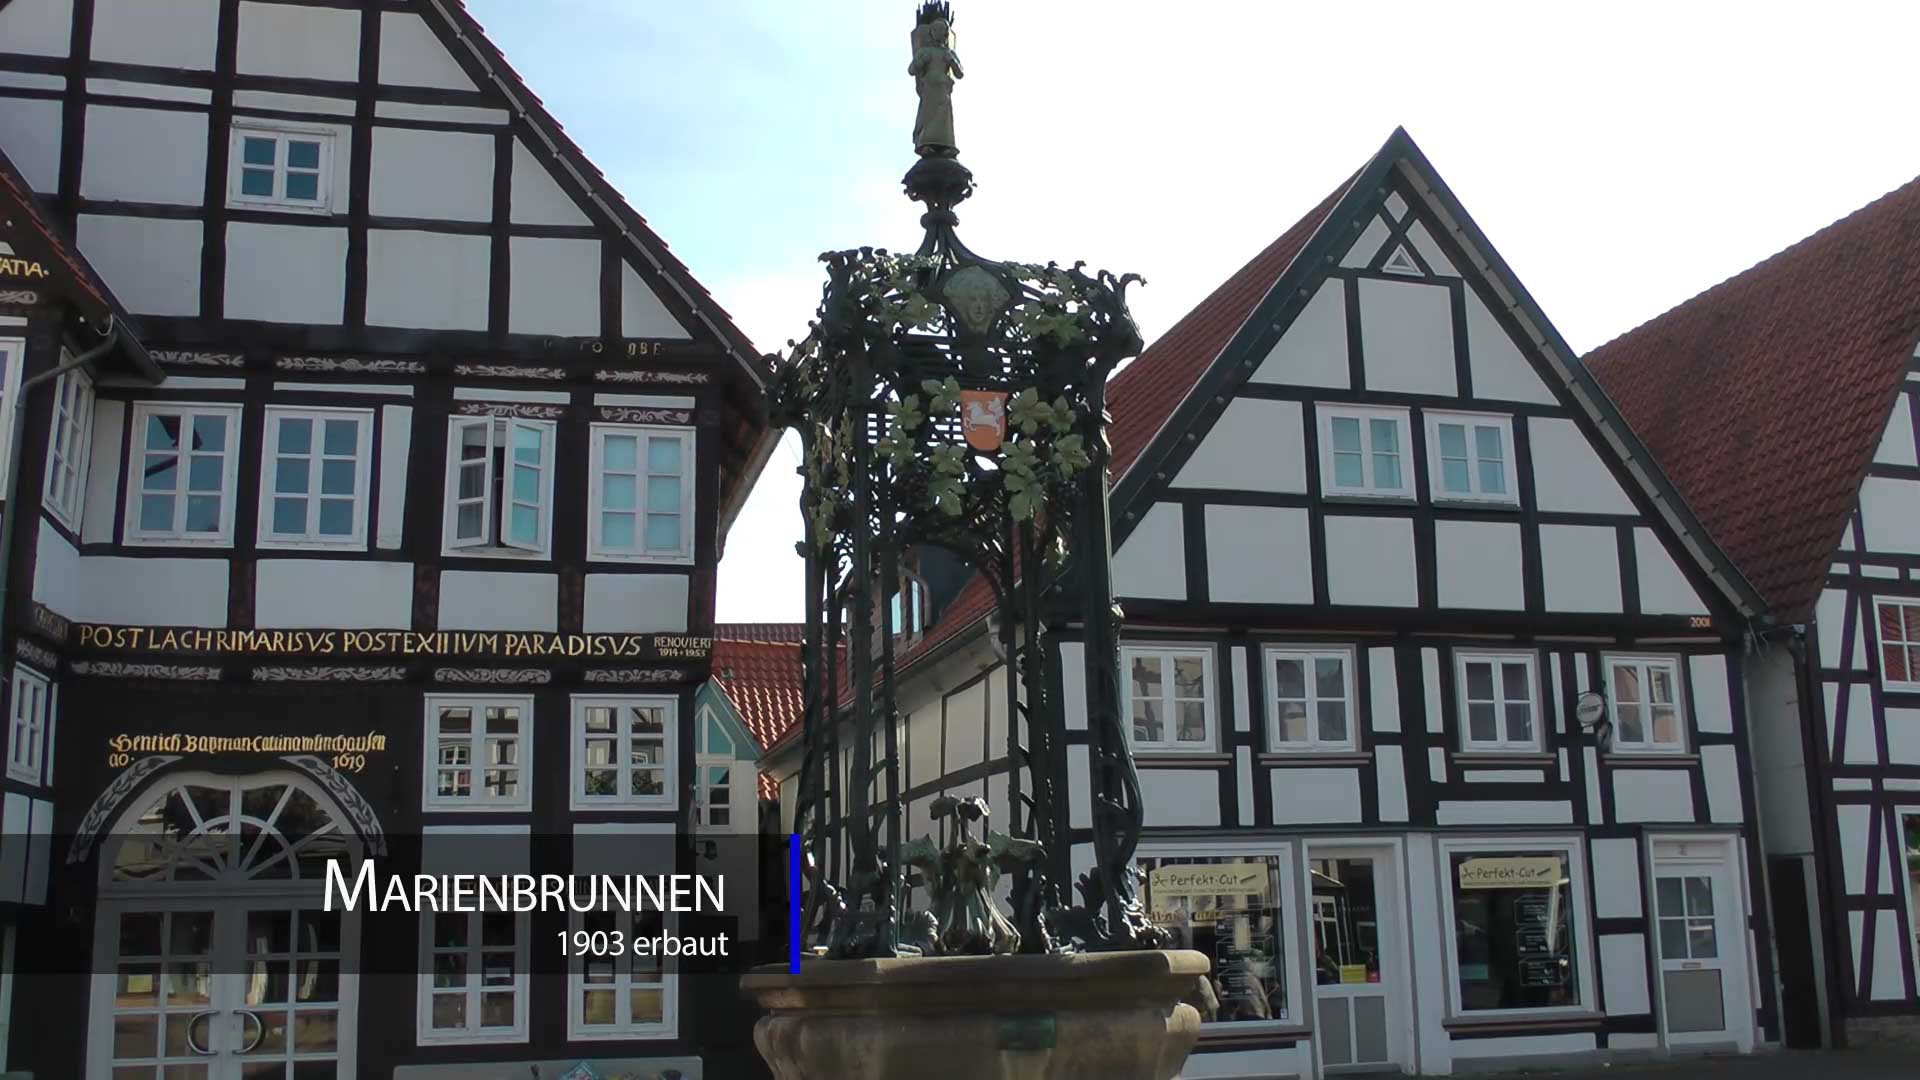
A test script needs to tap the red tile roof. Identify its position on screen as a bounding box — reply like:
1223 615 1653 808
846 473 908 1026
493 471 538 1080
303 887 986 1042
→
1586 175 1920 620
712 636 806 798
0 145 117 324
715 622 805 644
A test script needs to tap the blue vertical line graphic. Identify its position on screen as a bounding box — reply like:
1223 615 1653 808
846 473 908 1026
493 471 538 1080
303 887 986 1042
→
788 833 802 973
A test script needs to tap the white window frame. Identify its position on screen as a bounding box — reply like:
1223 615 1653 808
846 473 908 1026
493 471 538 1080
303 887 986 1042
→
41 363 94 531
6 665 50 786
441 416 556 558
416 909 530 1045
569 695 677 811
422 695 534 812
566 907 679 1040
256 405 374 550
1137 838 1302 1032
1318 404 1413 498
0 338 25 483
1121 644 1218 753
588 423 695 564
122 401 244 547
695 702 739 830
1601 654 1688 754
1262 645 1358 753
227 121 335 214
1455 651 1544 752
1424 410 1517 505
1437 836 1597 1020
1874 597 1920 693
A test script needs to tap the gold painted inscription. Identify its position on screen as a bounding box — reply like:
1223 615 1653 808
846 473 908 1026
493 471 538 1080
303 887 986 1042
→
74 624 713 661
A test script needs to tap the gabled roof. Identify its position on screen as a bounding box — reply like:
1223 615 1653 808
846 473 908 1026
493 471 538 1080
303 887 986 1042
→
715 622 806 644
1586 176 1920 622
712 635 806 755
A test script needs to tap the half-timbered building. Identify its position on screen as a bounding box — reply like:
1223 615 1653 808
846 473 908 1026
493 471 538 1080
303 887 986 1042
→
0 1 772 1076
766 129 1780 1078
1588 175 1920 1050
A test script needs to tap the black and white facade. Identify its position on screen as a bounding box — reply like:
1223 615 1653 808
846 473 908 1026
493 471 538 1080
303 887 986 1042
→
0 1 772 1077
770 130 1780 1078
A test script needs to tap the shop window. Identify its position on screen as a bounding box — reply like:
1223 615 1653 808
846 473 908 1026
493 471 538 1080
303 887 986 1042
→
259 406 373 548
570 696 676 810
1444 845 1587 1014
1265 646 1356 752
1602 655 1686 753
42 366 94 531
442 417 555 557
124 403 243 546
6 665 50 786
588 424 693 562
1139 850 1294 1026
1456 652 1542 752
423 696 532 812
567 908 676 1039
417 911 528 1044
1123 645 1216 752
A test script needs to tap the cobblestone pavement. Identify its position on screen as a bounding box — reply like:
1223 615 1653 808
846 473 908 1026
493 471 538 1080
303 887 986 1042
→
1502 1048 1916 1078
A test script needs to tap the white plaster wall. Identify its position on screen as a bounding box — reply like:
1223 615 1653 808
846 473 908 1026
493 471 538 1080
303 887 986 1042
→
1815 588 1862 670
1599 934 1652 1015
376 404 411 549
1435 800 1572 825
224 223 348 324
1339 215 1390 269
1590 837 1642 917
234 90 354 116
1250 278 1347 388
510 140 589 227
365 230 489 331
93 0 219 69
237 1 360 82
378 11 474 90
1888 707 1920 766
255 560 412 628
1139 769 1220 827
620 262 691 339
944 681 986 774
1376 744 1408 821
370 127 494 222
1113 502 1184 600
29 519 78 618
1540 524 1622 613
582 573 689 633
0 96 63 191
1434 519 1525 609
1836 805 1880 894
1702 744 1744 824
1357 278 1457 396
1324 515 1417 607
909 708 941 790
0 0 73 56
1528 417 1636 514
510 237 601 337
1611 770 1695 823
1369 647 1399 732
1058 640 1086 731
1689 654 1734 735
82 398 126 544
1634 527 1708 615
1465 289 1557 404
1746 648 1815 854
1858 476 1920 554
76 214 203 316
1869 909 1906 1000
1173 398 1306 492
1205 505 1312 603
72 557 229 626
1271 767 1362 824
1824 682 1878 765
438 570 557 632
1406 220 1459 277
1874 392 1916 466
81 105 207 205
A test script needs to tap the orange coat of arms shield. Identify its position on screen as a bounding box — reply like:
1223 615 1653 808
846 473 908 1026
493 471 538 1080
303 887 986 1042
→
960 390 1009 452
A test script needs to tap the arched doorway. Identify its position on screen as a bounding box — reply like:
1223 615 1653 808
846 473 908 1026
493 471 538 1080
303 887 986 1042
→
88 771 363 1079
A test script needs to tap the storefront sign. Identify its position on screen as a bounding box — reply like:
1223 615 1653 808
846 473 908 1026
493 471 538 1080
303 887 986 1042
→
73 624 713 661
105 731 389 773
1458 856 1562 890
0 254 49 280
1148 863 1267 899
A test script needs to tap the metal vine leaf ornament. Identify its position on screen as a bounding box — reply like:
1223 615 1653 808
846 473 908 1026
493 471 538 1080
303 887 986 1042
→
766 0 1170 962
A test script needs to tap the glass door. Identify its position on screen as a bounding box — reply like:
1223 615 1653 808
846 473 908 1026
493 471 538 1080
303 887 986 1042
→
1651 840 1751 1051
1309 847 1409 1074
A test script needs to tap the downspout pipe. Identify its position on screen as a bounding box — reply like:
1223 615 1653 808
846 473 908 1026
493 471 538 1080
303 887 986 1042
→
0 321 121 660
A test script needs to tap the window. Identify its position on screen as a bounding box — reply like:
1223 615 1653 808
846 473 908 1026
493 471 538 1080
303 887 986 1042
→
228 124 333 212
1603 656 1686 753
589 425 693 562
258 406 373 548
1320 405 1411 497
1654 874 1720 962
568 908 675 1039
1876 598 1920 692
1426 412 1515 503
424 696 532 811
1138 848 1296 1027
1264 646 1356 752
696 705 737 829
1123 645 1215 752
419 911 528 1043
6 665 50 785
570 696 675 810
1443 843 1590 1014
1456 652 1542 752
443 417 555 557
0 338 24 480
124 403 242 545
42 366 94 530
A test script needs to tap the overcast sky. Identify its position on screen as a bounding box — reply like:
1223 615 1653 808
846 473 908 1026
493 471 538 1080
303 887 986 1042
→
466 0 1920 624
